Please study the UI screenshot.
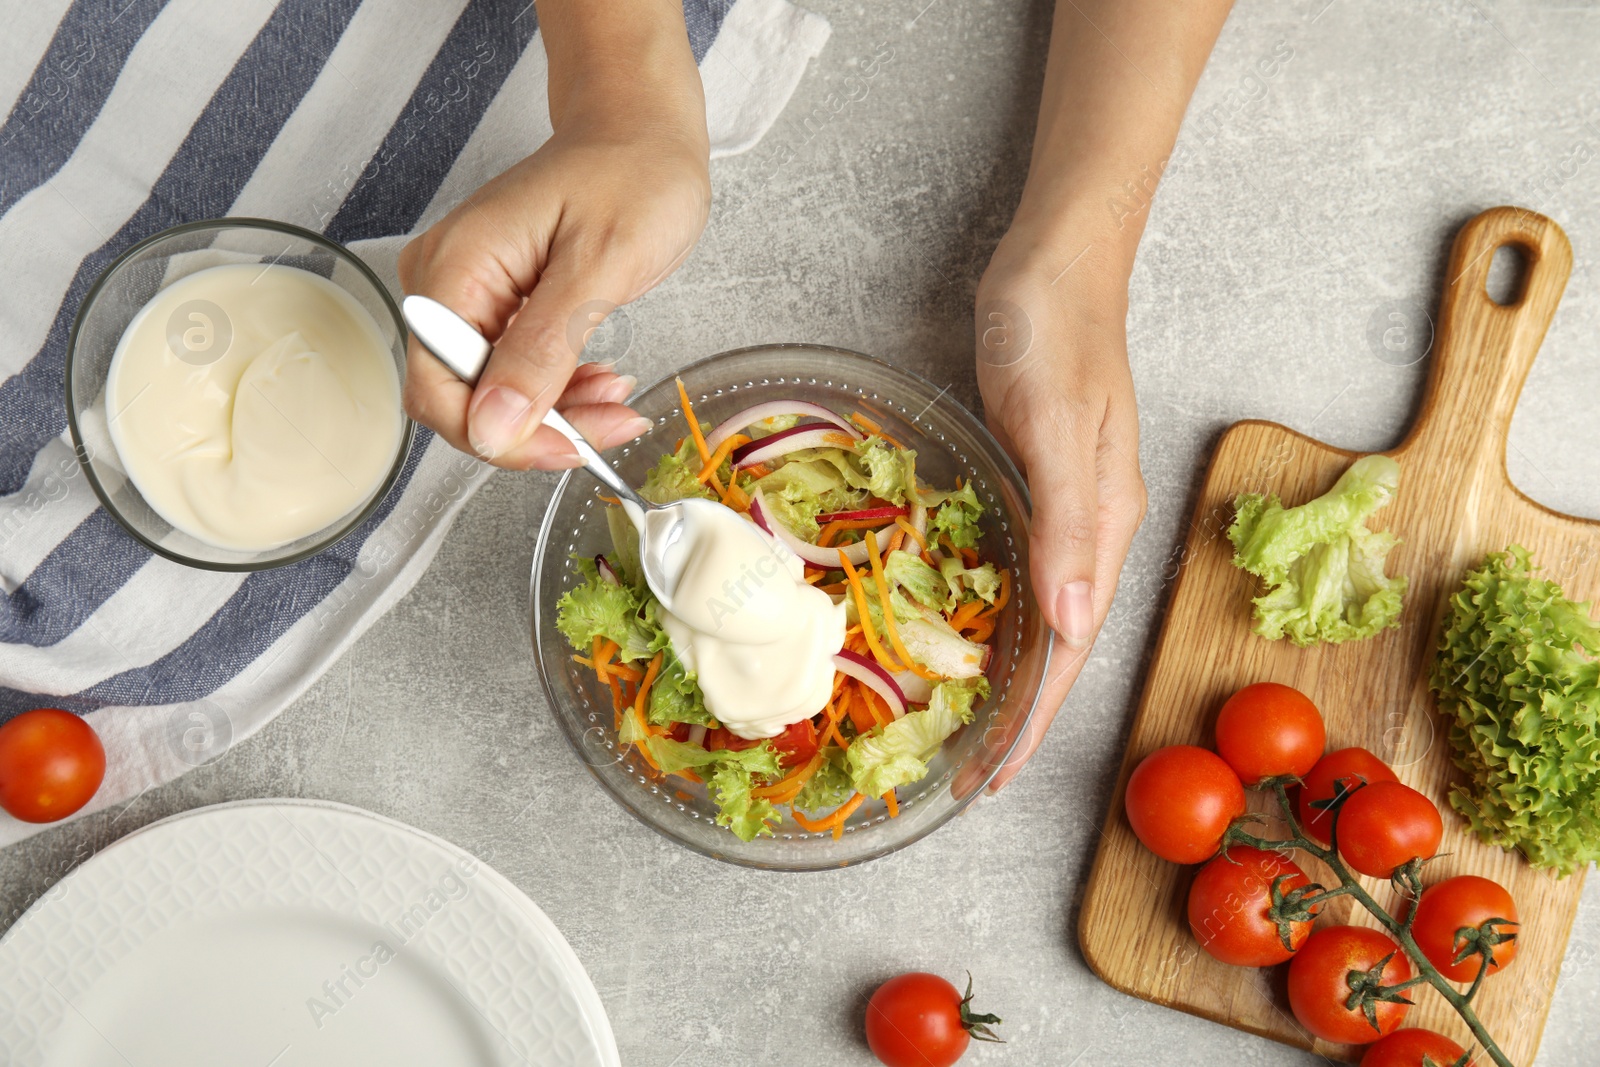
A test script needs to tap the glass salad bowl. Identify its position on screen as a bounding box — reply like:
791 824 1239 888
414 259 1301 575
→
530 345 1052 870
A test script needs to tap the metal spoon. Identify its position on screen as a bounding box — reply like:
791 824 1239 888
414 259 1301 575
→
400 294 694 609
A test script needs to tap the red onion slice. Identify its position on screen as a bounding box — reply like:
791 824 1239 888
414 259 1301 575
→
732 425 860 470
815 505 907 524
750 491 871 568
833 650 907 719
595 555 620 586
890 669 934 705
704 401 861 452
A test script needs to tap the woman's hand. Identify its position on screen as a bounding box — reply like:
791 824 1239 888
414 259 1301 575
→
399 2 710 469
974 233 1147 792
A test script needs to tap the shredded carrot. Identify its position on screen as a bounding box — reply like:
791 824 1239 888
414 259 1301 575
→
886 528 906 554
839 550 905 673
675 378 724 495
719 479 750 511
698 433 749 483
884 791 899 818
744 462 772 479
598 494 622 506
865 529 940 680
676 380 711 462
591 636 609 681
753 750 823 800
849 412 907 450
965 618 996 643
860 687 893 728
846 687 878 734
632 651 664 720
960 547 979 567
949 599 986 631
790 792 864 835
817 581 847 595
804 571 825 584
605 662 643 683
607 674 625 730
894 516 927 553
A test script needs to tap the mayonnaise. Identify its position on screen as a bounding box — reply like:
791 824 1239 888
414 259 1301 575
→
634 499 846 739
106 263 404 550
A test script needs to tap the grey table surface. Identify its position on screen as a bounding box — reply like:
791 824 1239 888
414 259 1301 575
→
4 1 1599 1064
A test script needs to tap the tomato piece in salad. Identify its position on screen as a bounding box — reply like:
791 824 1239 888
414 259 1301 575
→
771 719 820 768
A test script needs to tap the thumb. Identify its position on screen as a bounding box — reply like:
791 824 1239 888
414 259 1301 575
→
466 257 633 462
1020 400 1103 649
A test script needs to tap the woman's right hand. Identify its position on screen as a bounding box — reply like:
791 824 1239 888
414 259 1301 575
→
398 4 710 470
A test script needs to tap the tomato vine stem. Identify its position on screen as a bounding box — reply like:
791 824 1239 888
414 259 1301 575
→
1223 782 1514 1067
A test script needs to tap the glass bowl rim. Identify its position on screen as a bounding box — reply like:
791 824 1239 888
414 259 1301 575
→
63 216 417 572
529 341 1049 871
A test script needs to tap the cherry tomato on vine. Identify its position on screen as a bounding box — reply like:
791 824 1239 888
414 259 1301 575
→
1338 781 1443 878
0 708 106 824
1359 1028 1474 1067
1213 682 1326 785
1296 747 1398 846
1125 745 1246 864
1187 846 1320 966
864 972 1002 1067
1288 925 1413 1044
1409 875 1520 983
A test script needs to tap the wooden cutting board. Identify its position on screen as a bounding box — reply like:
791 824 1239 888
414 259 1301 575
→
1078 206 1597 1065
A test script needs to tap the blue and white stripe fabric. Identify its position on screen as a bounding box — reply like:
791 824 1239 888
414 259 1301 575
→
0 0 830 845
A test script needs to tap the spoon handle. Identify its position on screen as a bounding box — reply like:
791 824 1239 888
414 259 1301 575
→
539 407 649 508
402 294 650 509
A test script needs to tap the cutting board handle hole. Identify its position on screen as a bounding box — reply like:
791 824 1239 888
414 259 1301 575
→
1485 243 1528 306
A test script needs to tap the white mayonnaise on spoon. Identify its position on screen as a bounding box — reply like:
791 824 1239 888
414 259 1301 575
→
627 499 846 740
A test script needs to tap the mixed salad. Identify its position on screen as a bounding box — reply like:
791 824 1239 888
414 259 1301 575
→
556 382 1009 841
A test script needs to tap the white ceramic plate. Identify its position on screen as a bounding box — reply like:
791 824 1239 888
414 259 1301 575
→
0 800 618 1067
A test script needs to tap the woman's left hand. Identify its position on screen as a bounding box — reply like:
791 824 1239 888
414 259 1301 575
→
973 233 1148 792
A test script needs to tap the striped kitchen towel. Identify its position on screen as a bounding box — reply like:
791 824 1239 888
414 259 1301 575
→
0 0 831 846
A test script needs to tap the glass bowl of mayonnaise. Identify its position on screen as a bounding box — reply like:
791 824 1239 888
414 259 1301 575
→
531 345 1053 870
66 218 413 570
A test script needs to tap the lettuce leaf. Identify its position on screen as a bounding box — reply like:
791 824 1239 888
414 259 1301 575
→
554 557 663 663
846 677 989 797
1227 454 1408 646
647 655 714 727
938 555 1001 604
604 505 644 592
929 482 984 549
640 436 717 505
750 456 863 537
793 745 854 813
1430 545 1600 875
855 437 920 505
646 737 784 841
884 549 954 612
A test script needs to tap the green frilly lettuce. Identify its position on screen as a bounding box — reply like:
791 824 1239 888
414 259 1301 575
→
846 678 989 798
1227 454 1408 646
646 737 784 841
1430 545 1600 875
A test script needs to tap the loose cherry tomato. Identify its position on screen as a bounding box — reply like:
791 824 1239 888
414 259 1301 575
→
1409 875 1519 983
1338 781 1443 878
1296 748 1398 845
0 708 106 823
1213 682 1326 785
772 719 819 768
1125 745 1246 864
1288 925 1413 1044
1360 1028 1473 1067
1187 846 1319 966
865 972 1002 1067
